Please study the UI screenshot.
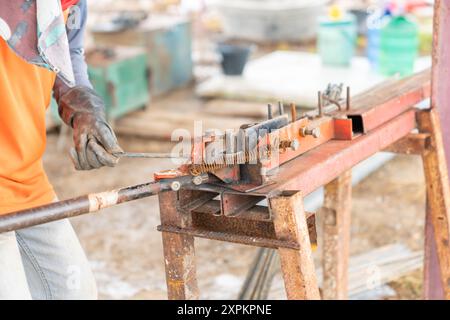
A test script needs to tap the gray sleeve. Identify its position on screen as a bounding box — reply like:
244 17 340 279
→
53 0 92 101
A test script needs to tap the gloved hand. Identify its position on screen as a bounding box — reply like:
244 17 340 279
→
58 86 123 170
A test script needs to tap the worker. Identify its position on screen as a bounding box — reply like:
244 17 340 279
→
0 0 122 299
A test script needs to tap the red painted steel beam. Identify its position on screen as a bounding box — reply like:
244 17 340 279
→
425 0 450 299
347 69 430 133
255 110 417 197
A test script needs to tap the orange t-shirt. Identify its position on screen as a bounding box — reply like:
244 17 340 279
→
0 38 57 214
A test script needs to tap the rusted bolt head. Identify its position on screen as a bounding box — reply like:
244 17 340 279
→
192 176 204 186
290 139 300 151
170 181 182 191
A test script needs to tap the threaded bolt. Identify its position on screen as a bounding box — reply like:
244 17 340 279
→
280 139 300 151
301 127 321 139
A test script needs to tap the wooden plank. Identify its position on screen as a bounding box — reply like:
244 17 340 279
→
270 191 320 300
203 99 268 119
321 170 352 300
115 108 257 140
417 109 450 299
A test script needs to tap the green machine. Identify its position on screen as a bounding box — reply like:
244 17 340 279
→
92 15 193 97
51 46 150 122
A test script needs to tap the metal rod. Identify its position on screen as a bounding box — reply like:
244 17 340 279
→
290 103 297 123
318 91 323 117
305 69 430 120
115 152 188 159
278 101 284 115
346 86 351 111
0 175 209 234
267 104 273 120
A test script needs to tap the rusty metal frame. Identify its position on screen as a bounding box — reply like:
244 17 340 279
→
156 108 432 300
158 106 450 300
155 52 450 299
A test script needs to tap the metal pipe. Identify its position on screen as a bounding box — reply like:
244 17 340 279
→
278 101 284 115
318 91 323 117
115 152 189 159
290 103 297 123
0 175 209 234
267 104 273 120
346 86 351 111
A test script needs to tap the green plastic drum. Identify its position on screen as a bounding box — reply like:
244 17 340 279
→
379 16 419 77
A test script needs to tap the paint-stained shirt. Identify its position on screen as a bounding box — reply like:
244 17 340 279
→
0 0 90 214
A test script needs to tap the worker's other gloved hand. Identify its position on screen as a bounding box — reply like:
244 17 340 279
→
58 86 123 170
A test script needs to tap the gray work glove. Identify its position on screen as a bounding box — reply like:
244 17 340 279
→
58 86 123 170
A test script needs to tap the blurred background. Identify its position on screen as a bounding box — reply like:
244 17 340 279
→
45 0 434 299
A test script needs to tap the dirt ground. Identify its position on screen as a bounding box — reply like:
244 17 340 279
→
43 90 427 300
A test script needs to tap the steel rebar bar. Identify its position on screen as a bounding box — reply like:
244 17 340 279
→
0 174 209 234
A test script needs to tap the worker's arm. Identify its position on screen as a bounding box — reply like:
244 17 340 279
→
53 0 122 170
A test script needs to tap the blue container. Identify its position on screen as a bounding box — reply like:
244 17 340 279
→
366 10 391 70
318 14 357 67
367 27 381 69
